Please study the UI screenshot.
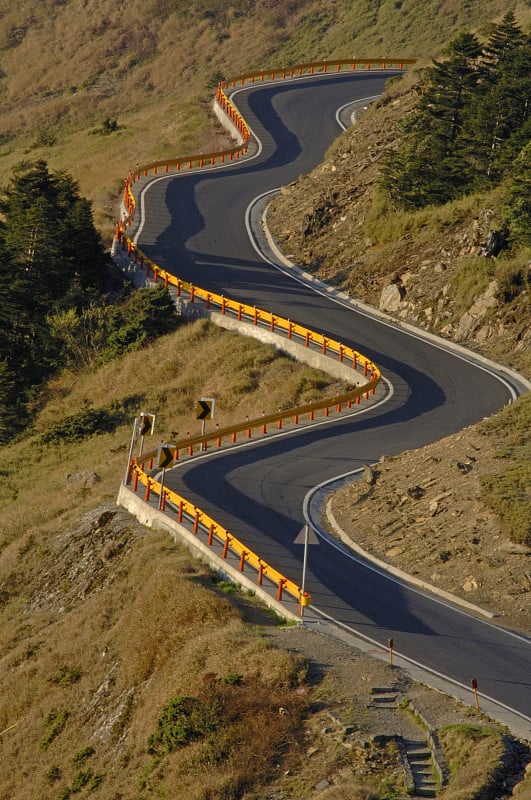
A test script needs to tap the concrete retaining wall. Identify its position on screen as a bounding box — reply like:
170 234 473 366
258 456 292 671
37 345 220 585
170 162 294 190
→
117 483 300 623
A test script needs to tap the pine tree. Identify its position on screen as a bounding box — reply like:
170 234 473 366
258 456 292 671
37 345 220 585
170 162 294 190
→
382 31 482 208
0 161 112 414
482 10 527 72
381 20 530 209
421 32 482 152
465 16 530 180
502 141 531 248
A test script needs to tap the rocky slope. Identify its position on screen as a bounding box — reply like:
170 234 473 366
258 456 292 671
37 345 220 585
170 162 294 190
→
267 73 530 377
266 70 530 637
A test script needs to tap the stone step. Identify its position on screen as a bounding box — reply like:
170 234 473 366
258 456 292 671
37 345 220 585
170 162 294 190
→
409 750 432 761
402 738 438 798
411 765 435 775
367 689 399 709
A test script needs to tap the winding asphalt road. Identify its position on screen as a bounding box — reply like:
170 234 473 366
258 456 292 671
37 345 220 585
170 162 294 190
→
129 72 531 735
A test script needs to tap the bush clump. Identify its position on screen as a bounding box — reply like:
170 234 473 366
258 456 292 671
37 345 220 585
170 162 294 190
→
147 695 222 754
39 407 125 444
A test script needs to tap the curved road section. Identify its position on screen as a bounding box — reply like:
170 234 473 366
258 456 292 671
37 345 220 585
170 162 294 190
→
129 72 530 738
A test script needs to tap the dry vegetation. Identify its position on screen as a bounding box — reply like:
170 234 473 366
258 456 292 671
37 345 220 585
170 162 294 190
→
0 0 527 236
1 1 531 797
1 320 345 537
0 325 348 798
267 68 531 378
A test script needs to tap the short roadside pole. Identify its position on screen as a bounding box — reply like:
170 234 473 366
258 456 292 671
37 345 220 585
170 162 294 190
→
294 524 319 620
471 678 480 711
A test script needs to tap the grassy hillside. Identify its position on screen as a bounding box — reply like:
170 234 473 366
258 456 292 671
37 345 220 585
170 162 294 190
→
1 2 530 797
0 323 350 798
0 0 527 237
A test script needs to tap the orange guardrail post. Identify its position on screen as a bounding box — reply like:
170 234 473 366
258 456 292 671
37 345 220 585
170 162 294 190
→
222 536 230 558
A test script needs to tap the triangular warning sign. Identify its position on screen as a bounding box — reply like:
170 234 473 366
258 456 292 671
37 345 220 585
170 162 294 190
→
294 525 320 545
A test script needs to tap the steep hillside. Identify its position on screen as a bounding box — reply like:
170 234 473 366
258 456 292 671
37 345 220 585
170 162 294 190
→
0 0 528 235
267 69 530 378
0 2 530 797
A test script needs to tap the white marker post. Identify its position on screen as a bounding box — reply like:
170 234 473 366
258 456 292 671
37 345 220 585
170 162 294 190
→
124 416 139 484
294 524 319 620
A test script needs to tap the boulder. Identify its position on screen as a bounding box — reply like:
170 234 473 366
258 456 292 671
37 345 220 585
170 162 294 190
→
379 283 405 312
66 471 100 487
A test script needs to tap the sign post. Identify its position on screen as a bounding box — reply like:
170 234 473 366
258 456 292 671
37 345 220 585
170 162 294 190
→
156 444 174 510
294 524 319 619
125 412 156 484
124 416 139 484
138 412 155 458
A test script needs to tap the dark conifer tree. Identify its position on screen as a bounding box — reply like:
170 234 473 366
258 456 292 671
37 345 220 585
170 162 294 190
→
0 161 112 429
382 18 530 211
482 10 527 72
464 15 530 180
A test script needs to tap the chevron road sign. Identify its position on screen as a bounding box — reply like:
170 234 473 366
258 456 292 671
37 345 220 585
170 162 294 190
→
157 444 174 470
196 397 215 420
138 413 155 437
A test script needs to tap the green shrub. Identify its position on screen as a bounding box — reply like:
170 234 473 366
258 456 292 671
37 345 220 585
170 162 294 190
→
39 407 124 444
70 768 93 791
45 764 61 783
479 395 531 545
40 709 69 750
147 695 222 755
495 259 530 303
100 285 181 361
481 466 531 546
450 257 494 312
72 746 95 766
50 665 82 687
223 673 244 685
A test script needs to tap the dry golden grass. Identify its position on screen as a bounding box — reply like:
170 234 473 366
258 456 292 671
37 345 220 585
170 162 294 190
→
0 321 346 797
0 526 307 799
439 724 506 800
0 320 346 541
1 0 527 242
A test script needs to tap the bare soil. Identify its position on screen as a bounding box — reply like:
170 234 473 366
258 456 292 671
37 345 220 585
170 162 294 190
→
325 424 531 636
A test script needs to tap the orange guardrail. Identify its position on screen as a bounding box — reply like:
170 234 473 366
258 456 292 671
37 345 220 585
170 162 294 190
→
222 57 416 87
132 464 311 612
118 57 415 222
137 380 380 468
116 58 411 610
